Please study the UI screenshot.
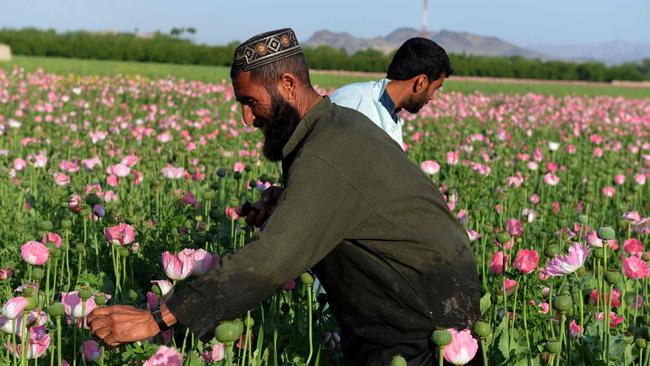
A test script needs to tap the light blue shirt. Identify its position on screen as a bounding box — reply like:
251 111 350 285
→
330 79 404 147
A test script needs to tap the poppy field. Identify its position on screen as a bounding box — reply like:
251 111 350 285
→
0 63 649 365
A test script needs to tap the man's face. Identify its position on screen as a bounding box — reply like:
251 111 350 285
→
233 72 302 161
402 74 446 114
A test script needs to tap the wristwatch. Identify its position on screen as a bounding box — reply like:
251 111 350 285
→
151 305 171 331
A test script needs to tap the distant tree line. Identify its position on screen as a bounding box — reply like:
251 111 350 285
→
1 28 649 82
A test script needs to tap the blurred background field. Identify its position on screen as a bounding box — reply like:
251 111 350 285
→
3 56 650 99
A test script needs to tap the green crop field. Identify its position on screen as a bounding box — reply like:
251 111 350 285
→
2 56 650 98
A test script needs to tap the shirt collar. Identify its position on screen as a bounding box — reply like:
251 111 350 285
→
282 96 331 159
379 83 401 123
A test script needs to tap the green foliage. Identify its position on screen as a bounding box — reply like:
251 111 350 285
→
1 28 649 81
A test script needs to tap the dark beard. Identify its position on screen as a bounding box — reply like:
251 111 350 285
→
254 92 302 161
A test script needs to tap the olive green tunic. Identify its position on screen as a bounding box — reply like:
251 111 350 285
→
166 97 480 364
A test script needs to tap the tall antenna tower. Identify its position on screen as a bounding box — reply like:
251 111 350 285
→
421 0 429 35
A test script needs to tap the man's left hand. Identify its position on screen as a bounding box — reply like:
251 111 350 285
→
88 305 160 347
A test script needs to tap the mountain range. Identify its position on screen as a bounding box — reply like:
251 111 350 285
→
304 28 649 65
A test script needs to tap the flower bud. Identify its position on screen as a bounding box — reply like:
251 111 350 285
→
553 295 573 313
300 272 314 285
637 338 646 348
48 303 65 317
245 316 254 328
216 168 226 178
598 227 616 240
431 329 452 347
61 220 73 229
128 289 138 302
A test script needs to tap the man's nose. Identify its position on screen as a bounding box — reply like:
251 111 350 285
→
242 105 255 126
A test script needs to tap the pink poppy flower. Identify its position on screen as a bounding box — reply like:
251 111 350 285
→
614 175 626 185
543 173 560 186
446 151 459 165
161 165 186 180
443 328 478 365
634 174 646 185
622 256 650 279
589 288 621 308
104 224 135 246
202 343 225 363
569 320 582 337
82 340 101 362
191 249 219 276
142 346 183 366
601 186 616 197
2 296 29 319
513 249 539 274
544 242 590 277
504 278 517 295
41 232 62 248
162 250 196 281
597 312 624 328
54 172 71 186
6 325 50 360
587 231 603 247
490 251 508 275
623 239 644 256
506 218 523 237
420 160 440 175
21 241 49 265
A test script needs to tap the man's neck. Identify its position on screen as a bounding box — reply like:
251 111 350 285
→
295 88 322 119
384 80 407 112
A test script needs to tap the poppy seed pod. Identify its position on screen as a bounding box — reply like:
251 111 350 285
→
553 295 573 313
48 302 65 317
598 227 616 240
473 320 491 338
431 329 452 346
545 339 561 354
215 321 239 343
390 355 407 366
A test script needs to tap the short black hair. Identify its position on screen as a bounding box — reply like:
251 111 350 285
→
386 38 453 82
230 53 312 92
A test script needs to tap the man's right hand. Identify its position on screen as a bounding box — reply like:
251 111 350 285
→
238 186 284 228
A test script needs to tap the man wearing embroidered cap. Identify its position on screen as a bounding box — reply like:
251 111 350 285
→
88 28 480 365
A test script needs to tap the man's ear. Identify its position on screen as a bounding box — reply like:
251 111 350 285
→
277 73 297 101
412 74 429 93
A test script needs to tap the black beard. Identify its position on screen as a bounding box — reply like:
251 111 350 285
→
254 93 302 161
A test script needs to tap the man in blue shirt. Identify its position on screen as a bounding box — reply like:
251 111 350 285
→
330 38 452 148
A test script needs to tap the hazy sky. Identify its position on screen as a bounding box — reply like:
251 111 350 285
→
1 0 648 47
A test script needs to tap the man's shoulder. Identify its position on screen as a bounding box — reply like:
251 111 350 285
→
330 79 384 103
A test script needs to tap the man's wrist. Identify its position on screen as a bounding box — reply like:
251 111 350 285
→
151 303 177 331
160 303 178 328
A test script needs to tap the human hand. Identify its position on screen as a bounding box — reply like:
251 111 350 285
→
87 305 160 347
238 186 283 227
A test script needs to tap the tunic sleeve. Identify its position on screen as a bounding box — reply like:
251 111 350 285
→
165 154 370 340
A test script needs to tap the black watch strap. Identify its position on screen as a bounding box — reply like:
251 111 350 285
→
151 305 170 331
